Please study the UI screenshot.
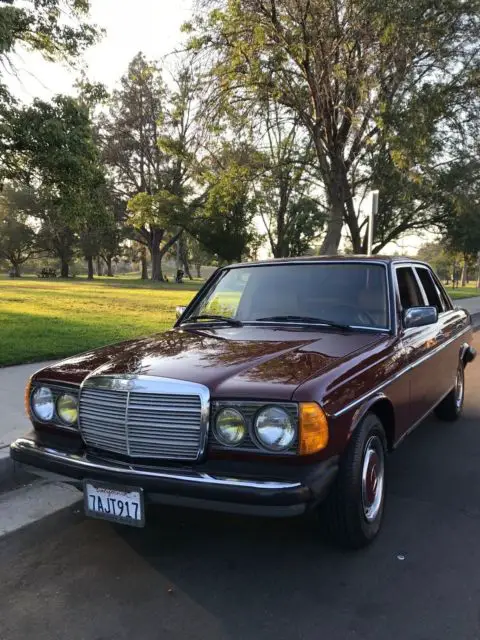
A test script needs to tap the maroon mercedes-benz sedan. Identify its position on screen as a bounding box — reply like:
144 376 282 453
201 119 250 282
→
10 257 476 548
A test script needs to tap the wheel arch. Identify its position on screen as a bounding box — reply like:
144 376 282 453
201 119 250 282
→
350 394 396 451
460 342 476 368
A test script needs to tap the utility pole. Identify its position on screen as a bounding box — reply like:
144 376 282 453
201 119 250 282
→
367 190 379 256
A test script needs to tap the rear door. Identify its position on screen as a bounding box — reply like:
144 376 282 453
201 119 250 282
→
414 265 463 399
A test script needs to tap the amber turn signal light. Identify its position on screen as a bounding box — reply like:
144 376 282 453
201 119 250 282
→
24 377 32 419
299 402 329 455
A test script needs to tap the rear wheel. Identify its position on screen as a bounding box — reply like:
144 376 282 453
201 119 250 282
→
434 362 465 422
320 413 387 549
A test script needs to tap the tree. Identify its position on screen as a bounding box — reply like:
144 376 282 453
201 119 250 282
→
416 243 453 283
188 142 259 262
441 168 480 286
10 95 108 277
0 184 37 276
0 0 100 182
188 236 214 278
99 54 190 281
252 102 326 256
0 0 98 67
187 0 480 254
98 193 128 277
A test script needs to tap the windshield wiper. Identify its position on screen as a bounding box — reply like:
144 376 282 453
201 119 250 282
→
182 314 243 327
254 315 353 331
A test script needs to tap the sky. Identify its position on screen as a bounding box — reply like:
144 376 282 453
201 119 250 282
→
5 0 425 256
6 0 193 102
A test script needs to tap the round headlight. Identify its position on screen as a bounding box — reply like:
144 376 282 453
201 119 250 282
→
57 393 78 425
254 406 296 451
31 386 55 422
214 408 247 446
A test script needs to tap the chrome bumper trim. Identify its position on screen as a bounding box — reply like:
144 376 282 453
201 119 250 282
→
10 438 302 491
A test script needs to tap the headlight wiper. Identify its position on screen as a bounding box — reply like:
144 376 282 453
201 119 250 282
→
254 315 353 331
182 314 243 327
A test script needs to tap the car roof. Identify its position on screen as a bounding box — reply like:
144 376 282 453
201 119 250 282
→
227 255 429 268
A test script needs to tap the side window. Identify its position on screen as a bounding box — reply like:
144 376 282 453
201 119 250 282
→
396 267 425 309
415 268 443 312
430 271 453 311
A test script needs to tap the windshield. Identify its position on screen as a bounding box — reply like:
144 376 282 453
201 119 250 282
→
185 263 389 330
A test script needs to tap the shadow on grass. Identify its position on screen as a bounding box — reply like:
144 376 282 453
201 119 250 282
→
0 274 204 292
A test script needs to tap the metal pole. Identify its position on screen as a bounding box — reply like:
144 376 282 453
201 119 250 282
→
368 190 379 256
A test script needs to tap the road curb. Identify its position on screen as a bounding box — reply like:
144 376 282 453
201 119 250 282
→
0 449 12 483
0 448 36 493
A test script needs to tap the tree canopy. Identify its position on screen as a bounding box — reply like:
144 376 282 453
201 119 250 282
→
185 0 480 254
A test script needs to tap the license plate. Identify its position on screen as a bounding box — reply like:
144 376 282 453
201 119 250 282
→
84 480 145 527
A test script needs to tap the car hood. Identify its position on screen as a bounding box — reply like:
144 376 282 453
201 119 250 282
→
35 326 386 401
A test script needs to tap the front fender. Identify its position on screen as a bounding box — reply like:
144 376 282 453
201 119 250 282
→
347 392 395 450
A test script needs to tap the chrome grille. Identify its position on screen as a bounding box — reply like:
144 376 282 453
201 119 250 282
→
79 376 209 461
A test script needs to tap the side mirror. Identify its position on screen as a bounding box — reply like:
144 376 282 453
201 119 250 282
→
175 306 186 320
403 306 438 329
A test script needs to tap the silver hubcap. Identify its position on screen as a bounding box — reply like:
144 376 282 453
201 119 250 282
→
455 366 464 411
361 436 385 522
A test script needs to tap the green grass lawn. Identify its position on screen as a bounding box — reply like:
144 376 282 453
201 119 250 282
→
445 285 480 300
2 272 478 368
0 275 201 367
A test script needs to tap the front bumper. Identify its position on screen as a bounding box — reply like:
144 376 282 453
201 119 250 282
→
10 435 338 518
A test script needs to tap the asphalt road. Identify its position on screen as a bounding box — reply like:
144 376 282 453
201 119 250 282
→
2 338 480 640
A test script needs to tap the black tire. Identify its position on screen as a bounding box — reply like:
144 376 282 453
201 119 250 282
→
319 413 387 549
434 361 465 422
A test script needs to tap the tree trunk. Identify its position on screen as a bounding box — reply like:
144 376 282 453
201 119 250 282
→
60 258 69 278
87 256 94 280
96 256 103 276
461 255 468 287
320 200 344 255
140 246 148 280
105 256 114 277
320 171 345 255
276 203 286 257
180 235 193 279
10 262 21 277
150 242 163 281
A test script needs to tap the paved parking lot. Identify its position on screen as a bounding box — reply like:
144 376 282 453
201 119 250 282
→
1 337 480 639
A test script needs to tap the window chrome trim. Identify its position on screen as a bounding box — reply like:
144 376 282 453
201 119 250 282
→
414 266 445 312
10 438 302 491
333 325 471 418
79 375 211 460
411 266 430 306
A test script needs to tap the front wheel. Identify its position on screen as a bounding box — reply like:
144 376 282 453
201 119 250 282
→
319 413 387 549
434 362 465 422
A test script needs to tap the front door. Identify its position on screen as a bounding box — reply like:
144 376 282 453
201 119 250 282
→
395 266 445 427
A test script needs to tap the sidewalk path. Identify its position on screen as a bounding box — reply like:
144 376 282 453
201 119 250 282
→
0 361 56 450
1 296 480 482
0 361 56 485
